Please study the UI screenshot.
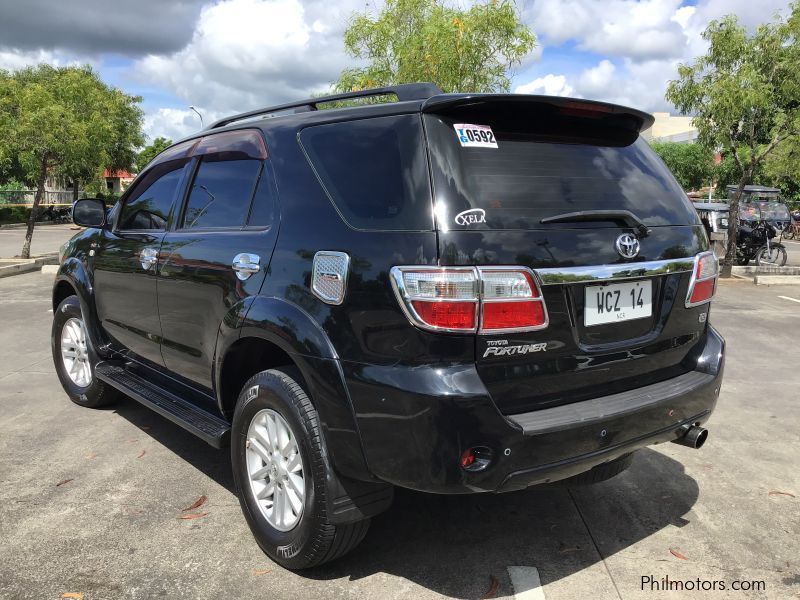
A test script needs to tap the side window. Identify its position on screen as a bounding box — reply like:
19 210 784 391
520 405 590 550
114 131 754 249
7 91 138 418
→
246 165 277 228
181 159 262 229
118 161 187 231
299 114 432 231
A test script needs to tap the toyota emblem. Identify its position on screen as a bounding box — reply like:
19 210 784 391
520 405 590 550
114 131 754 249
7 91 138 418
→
615 233 640 259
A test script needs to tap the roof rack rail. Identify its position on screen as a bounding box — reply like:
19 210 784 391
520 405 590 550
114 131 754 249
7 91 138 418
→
207 82 443 130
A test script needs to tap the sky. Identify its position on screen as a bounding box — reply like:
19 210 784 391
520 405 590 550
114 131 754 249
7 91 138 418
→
0 0 793 144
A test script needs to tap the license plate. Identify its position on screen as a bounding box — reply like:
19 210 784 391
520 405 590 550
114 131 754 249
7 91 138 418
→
584 280 652 327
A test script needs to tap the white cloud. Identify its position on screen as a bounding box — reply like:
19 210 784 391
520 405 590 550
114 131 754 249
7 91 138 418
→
0 49 91 71
577 59 616 96
513 57 680 113
526 0 690 62
133 0 362 136
142 108 216 143
518 0 794 113
515 73 574 96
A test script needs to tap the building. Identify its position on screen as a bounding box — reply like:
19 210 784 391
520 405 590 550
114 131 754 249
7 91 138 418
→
104 169 135 195
641 112 698 143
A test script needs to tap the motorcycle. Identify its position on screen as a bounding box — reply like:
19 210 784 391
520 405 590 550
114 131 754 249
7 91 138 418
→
736 219 788 266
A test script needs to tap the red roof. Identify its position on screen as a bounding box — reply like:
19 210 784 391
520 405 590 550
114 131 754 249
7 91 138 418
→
104 169 134 179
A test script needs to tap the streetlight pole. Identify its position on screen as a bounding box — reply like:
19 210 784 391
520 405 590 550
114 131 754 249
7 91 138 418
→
189 106 204 128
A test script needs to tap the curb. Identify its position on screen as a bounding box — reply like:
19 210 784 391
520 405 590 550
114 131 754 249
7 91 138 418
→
731 265 800 285
0 254 59 279
754 275 800 286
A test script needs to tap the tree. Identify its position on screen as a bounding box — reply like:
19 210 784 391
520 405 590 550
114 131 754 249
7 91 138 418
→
136 136 172 173
762 135 800 205
0 65 143 258
335 0 535 94
650 141 715 191
666 6 800 276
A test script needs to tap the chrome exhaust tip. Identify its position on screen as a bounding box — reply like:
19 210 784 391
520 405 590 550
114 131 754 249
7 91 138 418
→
672 425 709 449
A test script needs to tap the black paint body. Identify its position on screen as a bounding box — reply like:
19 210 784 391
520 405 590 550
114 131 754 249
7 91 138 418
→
55 93 724 495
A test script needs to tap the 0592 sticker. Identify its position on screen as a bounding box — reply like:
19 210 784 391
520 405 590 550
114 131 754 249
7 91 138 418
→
453 123 498 148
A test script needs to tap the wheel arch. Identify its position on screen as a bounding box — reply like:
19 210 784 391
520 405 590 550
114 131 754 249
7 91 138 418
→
215 296 374 483
52 258 109 356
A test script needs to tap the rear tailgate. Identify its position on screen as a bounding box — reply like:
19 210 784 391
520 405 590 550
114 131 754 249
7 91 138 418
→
423 97 711 415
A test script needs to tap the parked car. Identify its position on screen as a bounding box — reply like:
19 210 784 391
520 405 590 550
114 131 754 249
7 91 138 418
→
54 83 725 569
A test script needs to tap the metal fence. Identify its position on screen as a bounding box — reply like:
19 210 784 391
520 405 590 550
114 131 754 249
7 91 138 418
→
0 190 85 205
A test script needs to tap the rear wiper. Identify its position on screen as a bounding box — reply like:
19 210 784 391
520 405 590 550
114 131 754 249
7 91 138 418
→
540 210 651 237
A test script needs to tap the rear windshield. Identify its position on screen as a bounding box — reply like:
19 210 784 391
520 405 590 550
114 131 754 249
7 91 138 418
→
300 114 432 231
425 112 699 230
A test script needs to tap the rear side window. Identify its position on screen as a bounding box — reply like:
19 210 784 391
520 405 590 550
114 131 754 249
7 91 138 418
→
300 114 432 231
425 112 699 230
118 160 188 231
181 159 262 229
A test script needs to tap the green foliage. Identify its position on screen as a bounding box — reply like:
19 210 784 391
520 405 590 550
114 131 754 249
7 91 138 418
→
706 149 768 198
0 178 24 192
665 5 800 270
0 206 31 225
0 64 143 256
650 142 715 190
762 135 800 204
136 136 172 172
335 0 535 93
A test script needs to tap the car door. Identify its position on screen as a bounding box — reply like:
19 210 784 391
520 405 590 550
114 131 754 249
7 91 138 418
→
156 129 279 393
92 152 192 366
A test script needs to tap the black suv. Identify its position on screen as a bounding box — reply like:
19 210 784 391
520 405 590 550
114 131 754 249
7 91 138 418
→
54 83 724 569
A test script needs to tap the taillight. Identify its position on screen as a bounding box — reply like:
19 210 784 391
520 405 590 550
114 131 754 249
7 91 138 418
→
686 251 718 307
390 267 479 332
411 301 476 330
390 266 548 333
479 268 547 332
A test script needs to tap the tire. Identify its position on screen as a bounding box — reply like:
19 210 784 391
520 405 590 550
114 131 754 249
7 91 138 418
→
755 245 787 267
560 452 634 486
52 295 121 408
231 367 370 569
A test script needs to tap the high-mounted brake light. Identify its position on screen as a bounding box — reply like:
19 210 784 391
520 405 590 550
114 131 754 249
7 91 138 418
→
686 251 718 308
390 266 548 333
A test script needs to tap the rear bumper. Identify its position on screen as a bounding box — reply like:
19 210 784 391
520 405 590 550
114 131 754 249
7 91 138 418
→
343 325 724 494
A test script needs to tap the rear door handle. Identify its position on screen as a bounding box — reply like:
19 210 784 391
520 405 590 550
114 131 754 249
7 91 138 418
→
232 253 260 280
139 247 158 271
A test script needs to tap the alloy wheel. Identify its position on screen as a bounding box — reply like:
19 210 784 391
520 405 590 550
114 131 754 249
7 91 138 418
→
245 408 305 531
60 317 92 387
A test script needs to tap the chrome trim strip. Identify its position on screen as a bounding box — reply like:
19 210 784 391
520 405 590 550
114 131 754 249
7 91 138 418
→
535 257 696 285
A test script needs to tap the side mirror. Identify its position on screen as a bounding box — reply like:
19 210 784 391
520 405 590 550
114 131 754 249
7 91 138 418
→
72 198 106 228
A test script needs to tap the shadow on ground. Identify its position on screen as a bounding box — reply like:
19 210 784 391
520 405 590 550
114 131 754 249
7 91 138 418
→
115 398 699 598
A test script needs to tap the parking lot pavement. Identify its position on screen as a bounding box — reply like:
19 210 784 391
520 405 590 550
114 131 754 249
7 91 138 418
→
0 224 78 258
0 273 798 600
783 240 800 266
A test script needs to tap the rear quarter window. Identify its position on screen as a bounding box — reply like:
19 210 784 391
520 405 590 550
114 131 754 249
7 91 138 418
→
299 114 432 231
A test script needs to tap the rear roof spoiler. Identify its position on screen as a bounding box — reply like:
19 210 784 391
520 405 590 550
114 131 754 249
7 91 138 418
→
421 94 655 133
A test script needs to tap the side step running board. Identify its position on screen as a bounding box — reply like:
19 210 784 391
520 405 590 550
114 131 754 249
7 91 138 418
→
95 362 231 448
